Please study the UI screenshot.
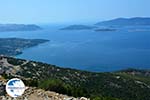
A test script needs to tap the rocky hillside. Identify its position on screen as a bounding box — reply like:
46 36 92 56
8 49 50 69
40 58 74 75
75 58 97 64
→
0 81 88 100
0 56 150 100
0 56 89 100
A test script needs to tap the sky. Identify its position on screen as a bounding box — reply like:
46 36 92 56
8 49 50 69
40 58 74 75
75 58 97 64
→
0 0 150 24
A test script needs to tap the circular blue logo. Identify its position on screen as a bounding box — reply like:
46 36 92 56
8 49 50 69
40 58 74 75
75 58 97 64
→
6 78 26 97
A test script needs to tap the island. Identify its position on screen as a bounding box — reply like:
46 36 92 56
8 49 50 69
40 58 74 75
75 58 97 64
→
95 17 150 26
60 25 96 30
0 24 42 32
95 28 117 32
0 38 49 56
128 29 150 32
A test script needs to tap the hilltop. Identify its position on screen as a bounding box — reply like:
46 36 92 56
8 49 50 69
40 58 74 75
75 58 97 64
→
0 56 150 100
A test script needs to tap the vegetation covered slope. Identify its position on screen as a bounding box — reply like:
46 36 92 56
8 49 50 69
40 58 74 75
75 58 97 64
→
0 56 150 100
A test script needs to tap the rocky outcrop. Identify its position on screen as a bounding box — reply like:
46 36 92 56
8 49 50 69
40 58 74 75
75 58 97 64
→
0 87 89 100
0 78 89 100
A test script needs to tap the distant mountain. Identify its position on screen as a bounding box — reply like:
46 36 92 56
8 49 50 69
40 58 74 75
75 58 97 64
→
0 38 49 56
0 24 42 32
96 17 150 26
60 25 96 30
0 56 150 100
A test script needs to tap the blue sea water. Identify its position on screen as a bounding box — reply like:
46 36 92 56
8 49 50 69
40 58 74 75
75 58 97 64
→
0 25 150 72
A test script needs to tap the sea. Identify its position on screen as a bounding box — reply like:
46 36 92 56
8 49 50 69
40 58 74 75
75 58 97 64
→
0 24 150 72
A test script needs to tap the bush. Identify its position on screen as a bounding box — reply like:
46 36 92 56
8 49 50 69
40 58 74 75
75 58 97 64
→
38 78 88 97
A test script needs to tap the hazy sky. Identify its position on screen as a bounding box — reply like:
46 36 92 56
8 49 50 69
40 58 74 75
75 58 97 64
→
0 0 150 24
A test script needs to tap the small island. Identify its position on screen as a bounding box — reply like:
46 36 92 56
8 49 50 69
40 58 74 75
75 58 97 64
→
60 25 96 30
0 38 49 56
95 28 117 32
0 24 42 32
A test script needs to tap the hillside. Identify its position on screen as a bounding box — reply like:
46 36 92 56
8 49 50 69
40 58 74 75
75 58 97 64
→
96 17 150 26
0 56 150 100
0 24 41 32
0 80 88 100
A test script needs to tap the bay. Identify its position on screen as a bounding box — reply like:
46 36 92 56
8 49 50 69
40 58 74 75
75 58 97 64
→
0 24 150 72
